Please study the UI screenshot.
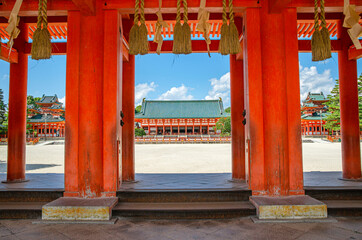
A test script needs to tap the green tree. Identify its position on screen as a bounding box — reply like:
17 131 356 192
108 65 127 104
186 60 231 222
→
135 128 146 136
224 107 231 113
324 79 340 133
27 95 41 105
135 105 142 114
358 74 362 130
215 117 231 136
0 89 6 125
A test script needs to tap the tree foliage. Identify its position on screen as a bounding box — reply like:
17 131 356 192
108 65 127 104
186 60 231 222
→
215 117 231 136
135 128 146 136
0 89 6 125
324 79 340 132
325 75 362 133
358 74 362 130
135 105 142 114
224 107 231 113
0 90 7 135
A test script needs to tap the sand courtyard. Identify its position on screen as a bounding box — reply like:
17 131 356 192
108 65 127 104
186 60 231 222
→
0 139 359 174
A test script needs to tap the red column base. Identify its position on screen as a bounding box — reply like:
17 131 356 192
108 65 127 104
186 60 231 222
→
2 179 29 184
338 177 362 182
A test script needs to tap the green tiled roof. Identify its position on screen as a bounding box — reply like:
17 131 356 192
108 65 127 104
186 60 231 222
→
37 94 61 104
301 112 330 120
28 114 65 123
135 99 229 119
306 92 327 101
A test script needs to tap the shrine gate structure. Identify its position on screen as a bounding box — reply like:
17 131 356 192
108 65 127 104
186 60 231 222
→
0 0 361 219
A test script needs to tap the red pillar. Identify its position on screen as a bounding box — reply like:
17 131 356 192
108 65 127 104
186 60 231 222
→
6 20 28 183
284 8 304 194
122 55 135 181
338 22 361 180
243 6 304 196
230 55 245 180
64 7 122 198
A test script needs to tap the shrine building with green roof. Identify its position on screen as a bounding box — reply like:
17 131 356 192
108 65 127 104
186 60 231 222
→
135 98 230 135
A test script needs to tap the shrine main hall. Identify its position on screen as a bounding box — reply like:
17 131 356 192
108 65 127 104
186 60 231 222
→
0 0 361 221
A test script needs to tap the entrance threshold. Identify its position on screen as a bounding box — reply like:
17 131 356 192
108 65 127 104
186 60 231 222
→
120 173 248 191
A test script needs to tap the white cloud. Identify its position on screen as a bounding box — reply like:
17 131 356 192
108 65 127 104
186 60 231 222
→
158 85 194 100
205 72 230 106
135 82 156 106
299 63 334 101
1 74 9 81
59 96 66 106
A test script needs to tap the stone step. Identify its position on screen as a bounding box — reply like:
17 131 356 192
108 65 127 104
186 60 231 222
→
117 189 251 203
0 202 45 219
113 201 256 219
323 200 362 216
305 189 362 200
0 190 63 202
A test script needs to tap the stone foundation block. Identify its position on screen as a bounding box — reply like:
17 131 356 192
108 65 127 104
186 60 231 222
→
42 197 118 221
250 195 327 219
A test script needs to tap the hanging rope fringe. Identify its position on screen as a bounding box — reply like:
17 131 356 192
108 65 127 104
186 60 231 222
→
320 0 331 60
228 0 241 54
138 0 149 55
219 0 229 55
129 0 140 55
182 0 192 54
31 0 51 60
173 0 183 54
311 0 324 61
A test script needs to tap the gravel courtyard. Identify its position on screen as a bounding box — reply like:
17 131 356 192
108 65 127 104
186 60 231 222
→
0 139 359 174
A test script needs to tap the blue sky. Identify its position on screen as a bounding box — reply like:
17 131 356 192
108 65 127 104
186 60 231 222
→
0 53 361 108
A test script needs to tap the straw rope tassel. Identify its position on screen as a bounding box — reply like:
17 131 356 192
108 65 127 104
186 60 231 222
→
311 0 323 61
138 0 149 55
219 0 229 55
129 0 140 55
228 0 241 54
320 0 331 59
154 0 169 55
182 0 192 54
173 0 183 54
31 0 51 60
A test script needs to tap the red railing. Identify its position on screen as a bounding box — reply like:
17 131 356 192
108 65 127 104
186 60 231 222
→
135 136 231 143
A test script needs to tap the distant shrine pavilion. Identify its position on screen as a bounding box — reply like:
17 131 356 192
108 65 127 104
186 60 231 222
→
135 99 229 135
301 92 329 136
27 95 65 137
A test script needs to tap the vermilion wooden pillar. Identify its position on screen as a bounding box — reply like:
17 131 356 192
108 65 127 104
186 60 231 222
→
338 22 361 180
243 6 304 196
122 55 135 181
64 7 122 198
230 55 245 180
6 20 28 183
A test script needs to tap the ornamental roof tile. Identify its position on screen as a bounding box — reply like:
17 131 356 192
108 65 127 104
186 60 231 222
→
135 99 229 119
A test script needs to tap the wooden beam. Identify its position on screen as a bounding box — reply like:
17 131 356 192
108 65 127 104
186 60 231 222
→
0 0 359 16
268 0 292 13
71 0 96 16
0 43 18 63
0 0 77 16
298 39 342 52
24 42 67 55
348 41 362 60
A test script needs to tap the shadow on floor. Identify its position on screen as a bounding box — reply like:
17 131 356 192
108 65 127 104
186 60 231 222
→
0 160 60 173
